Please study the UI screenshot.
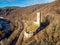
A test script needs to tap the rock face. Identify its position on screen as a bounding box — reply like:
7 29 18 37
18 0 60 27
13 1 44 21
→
23 31 33 42
0 0 60 45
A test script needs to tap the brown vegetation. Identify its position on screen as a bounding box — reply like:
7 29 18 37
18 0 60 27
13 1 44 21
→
0 0 60 45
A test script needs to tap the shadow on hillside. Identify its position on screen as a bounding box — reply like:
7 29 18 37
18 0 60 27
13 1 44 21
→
33 20 50 35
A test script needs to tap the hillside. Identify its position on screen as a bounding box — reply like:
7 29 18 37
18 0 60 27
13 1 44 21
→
0 0 60 45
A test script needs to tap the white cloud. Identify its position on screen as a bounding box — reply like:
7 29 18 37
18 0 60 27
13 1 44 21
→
45 0 55 3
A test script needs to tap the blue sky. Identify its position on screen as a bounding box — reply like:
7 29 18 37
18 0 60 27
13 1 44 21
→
0 0 55 8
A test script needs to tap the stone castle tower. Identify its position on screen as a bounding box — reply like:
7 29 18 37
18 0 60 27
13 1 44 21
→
34 12 41 26
23 12 41 41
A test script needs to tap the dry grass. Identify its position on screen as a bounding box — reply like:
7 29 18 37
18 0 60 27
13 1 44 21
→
23 20 39 32
0 0 60 45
